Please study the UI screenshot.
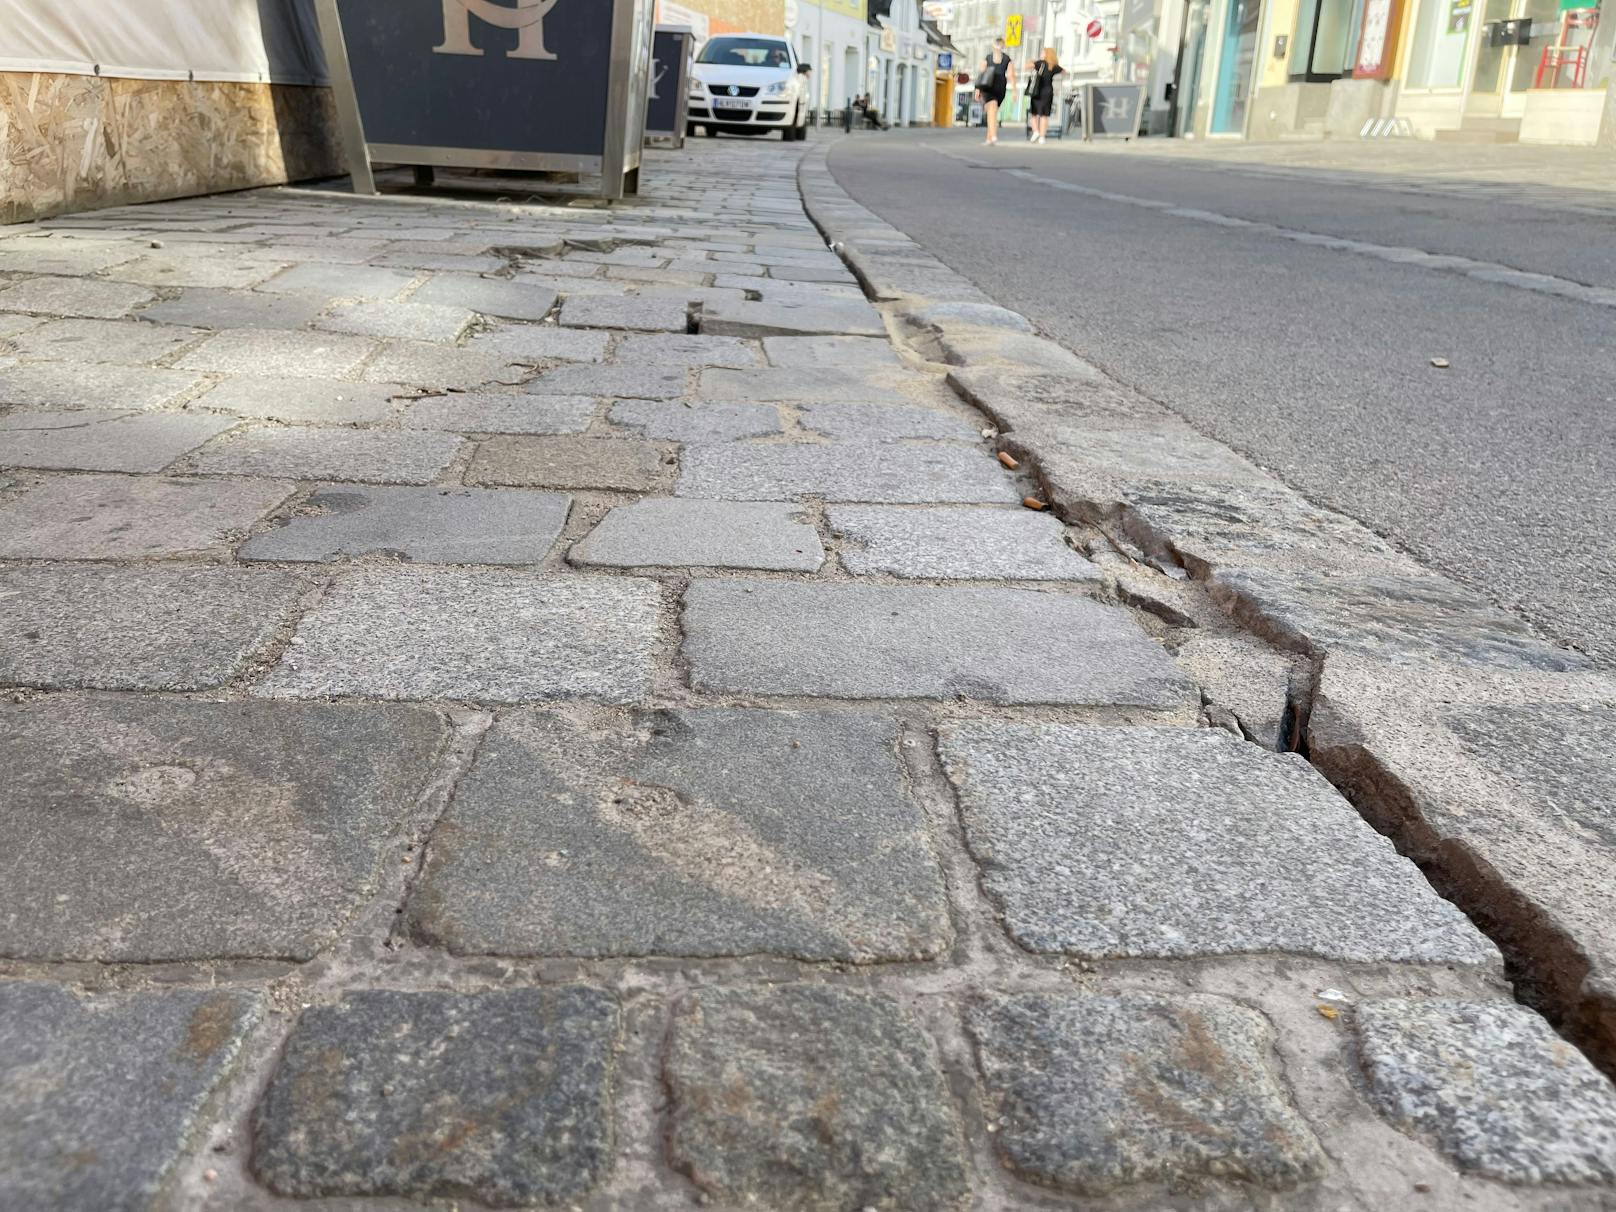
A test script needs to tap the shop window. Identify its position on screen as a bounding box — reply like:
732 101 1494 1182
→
1290 0 1368 78
1516 0 1612 90
1405 0 1472 85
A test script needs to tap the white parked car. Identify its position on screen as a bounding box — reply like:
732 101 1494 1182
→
686 34 809 141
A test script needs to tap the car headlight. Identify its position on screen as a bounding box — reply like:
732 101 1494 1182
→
762 80 788 96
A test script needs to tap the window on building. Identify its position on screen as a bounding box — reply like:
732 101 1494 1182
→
1404 0 1471 87
1289 0 1367 79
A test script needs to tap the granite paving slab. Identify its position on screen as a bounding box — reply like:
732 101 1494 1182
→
403 707 951 959
701 298 885 338
401 391 596 434
0 362 203 410
0 275 156 319
192 426 461 484
1354 999 1616 1183
0 474 293 559
409 275 558 321
176 328 377 379
106 253 284 289
937 722 1496 963
0 565 301 691
608 398 781 442
242 485 570 565
467 435 670 491
524 362 688 399
685 582 1194 707
829 505 1100 581
257 263 417 299
570 499 822 570
0 241 140 275
3 317 204 365
259 570 658 704
969 993 1326 1195
136 287 326 331
0 410 236 472
800 402 982 442
0 695 448 959
187 376 400 424
558 294 690 333
677 444 1020 503
698 366 910 404
612 332 758 368
361 339 529 390
465 324 611 363
315 300 474 343
665 987 968 1209
253 988 617 1205
0 982 259 1212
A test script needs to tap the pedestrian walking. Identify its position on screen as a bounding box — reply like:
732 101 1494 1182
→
1027 48 1064 144
974 37 1015 145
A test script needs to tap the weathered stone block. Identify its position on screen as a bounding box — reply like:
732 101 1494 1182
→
571 499 821 570
402 392 596 434
465 324 611 363
410 274 559 321
467 435 670 491
136 286 326 331
701 296 884 338
763 335 900 368
614 332 758 368
524 362 688 399
315 300 474 342
0 362 202 411
5 317 203 365
829 505 1098 581
176 328 377 379
697 366 909 404
258 263 417 299
677 444 1018 504
799 403 981 442
609 398 780 442
0 275 155 319
189 376 400 424
559 294 689 333
0 409 234 472
192 426 462 484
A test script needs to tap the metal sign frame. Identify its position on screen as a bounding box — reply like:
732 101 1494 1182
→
315 0 649 199
644 25 694 147
1082 81 1147 140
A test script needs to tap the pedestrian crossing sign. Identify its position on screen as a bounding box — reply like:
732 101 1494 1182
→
1006 13 1023 45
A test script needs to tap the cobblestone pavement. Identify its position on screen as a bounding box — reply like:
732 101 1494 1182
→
2 139 1615 1211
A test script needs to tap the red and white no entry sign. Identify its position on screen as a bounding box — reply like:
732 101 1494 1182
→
1086 18 1104 37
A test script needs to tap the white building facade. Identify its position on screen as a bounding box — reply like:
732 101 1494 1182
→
868 0 936 123
787 0 873 115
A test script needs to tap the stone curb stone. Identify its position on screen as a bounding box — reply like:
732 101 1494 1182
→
259 569 659 704
570 499 822 571
0 695 449 960
665 986 969 1209
0 981 260 1212
828 504 1099 581
241 485 571 565
1354 999 1616 1183
684 581 1195 708
937 721 1497 965
253 988 618 1205
968 992 1326 1195
0 564 302 692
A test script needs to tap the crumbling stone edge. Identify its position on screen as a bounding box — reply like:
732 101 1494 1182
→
795 141 1616 1080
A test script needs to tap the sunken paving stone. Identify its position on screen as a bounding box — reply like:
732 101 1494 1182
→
1354 999 1616 1184
465 323 611 363
0 565 302 691
176 327 377 379
570 499 822 571
665 987 969 1209
361 339 528 390
404 708 951 959
257 262 418 299
700 295 886 338
524 361 688 399
613 332 758 368
467 435 670 492
697 366 912 404
253 988 618 1205
829 505 1101 581
136 287 327 331
937 722 1496 963
0 241 139 275
968 993 1327 1195
188 376 401 424
4 316 204 365
242 485 570 565
0 696 449 960
678 444 1020 504
0 410 236 472
192 426 462 485
0 362 203 410
0 981 259 1212
106 252 284 289
609 398 781 442
0 274 156 319
411 275 559 321
684 582 1195 707
0 474 293 559
558 293 690 333
259 569 658 704
799 402 983 442
402 391 596 434
315 299 475 342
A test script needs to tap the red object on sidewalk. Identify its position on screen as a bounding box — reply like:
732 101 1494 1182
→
1535 44 1589 88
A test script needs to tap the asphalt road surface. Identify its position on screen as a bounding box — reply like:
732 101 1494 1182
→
827 129 1616 668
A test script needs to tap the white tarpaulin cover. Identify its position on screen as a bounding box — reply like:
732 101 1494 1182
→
0 0 329 84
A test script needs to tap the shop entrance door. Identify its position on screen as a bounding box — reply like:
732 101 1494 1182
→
1465 0 1516 117
1209 0 1260 132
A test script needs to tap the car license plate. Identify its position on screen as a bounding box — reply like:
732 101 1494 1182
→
714 98 751 110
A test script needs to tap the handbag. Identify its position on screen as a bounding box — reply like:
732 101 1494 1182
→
975 62 996 90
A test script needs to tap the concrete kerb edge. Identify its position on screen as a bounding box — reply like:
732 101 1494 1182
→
795 142 1616 1080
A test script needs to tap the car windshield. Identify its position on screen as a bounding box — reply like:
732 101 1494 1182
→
696 36 793 68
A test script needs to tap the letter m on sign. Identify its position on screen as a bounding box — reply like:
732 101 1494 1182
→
435 0 562 60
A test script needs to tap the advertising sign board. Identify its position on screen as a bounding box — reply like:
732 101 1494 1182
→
645 25 693 145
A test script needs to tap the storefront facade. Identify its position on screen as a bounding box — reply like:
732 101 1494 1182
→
789 0 872 114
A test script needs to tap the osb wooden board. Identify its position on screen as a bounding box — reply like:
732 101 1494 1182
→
0 74 343 224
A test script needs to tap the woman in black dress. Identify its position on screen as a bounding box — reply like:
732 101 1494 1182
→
1028 47 1065 144
974 37 1016 145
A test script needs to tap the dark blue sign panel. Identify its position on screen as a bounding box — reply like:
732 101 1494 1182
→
645 28 687 135
334 0 611 156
